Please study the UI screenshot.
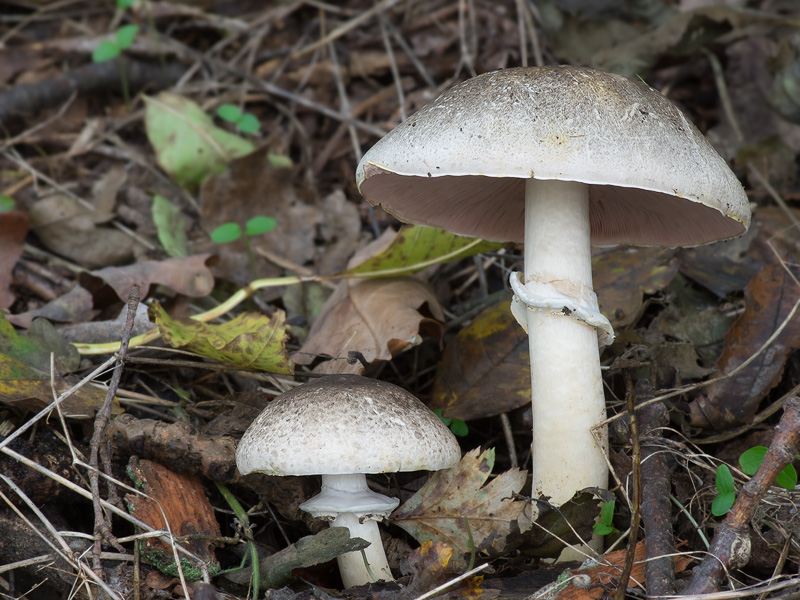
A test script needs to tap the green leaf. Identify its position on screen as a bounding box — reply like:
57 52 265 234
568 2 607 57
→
739 446 767 475
599 499 615 525
92 40 121 62
217 104 243 123
267 154 292 168
245 216 276 236
449 418 469 437
711 491 735 516
148 302 293 374
0 195 15 212
715 464 735 494
117 0 135 7
144 92 255 189
152 194 188 258
342 225 505 278
115 24 139 49
776 464 798 490
593 522 614 536
739 446 797 490
237 113 261 134
210 222 243 244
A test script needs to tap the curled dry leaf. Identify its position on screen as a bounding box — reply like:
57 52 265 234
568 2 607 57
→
294 227 445 373
690 262 800 429
148 302 293 374
293 277 444 374
79 254 215 301
391 447 531 570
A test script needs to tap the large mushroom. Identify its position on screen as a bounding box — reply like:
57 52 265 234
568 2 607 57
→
356 66 750 521
235 374 461 588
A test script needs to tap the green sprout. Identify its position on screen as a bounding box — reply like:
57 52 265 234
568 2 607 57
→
217 104 261 134
711 447 798 517
92 24 139 110
210 216 277 279
593 499 619 536
92 24 139 62
433 409 468 437
0 195 15 212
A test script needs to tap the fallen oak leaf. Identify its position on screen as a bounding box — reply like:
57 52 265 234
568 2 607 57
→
148 302 292 374
391 448 530 569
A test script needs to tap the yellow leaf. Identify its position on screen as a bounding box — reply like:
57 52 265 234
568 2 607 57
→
148 303 293 374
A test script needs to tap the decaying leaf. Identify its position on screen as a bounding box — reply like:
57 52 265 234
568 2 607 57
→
0 314 114 417
430 298 529 421
80 254 215 301
148 302 293 374
392 448 530 569
152 194 189 258
593 246 678 329
0 210 28 309
293 277 444 374
689 262 800 429
144 92 255 189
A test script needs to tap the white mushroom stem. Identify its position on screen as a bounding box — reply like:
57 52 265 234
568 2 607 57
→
300 473 397 588
521 179 609 515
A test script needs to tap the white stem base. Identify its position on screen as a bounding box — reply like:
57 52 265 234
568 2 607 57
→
332 512 394 588
299 474 397 588
523 179 608 511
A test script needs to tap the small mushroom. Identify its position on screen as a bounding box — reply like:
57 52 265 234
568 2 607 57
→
356 66 750 525
235 374 461 588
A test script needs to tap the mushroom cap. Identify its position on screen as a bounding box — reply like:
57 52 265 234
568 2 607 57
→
356 66 750 247
235 374 461 476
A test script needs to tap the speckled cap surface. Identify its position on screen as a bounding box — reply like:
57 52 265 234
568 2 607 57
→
236 374 461 476
356 66 750 247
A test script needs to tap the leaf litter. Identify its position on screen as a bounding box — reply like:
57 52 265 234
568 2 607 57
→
1 1 800 599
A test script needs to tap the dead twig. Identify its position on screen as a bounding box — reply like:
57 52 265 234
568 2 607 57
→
636 379 678 596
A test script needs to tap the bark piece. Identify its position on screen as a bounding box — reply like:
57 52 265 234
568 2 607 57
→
124 457 221 580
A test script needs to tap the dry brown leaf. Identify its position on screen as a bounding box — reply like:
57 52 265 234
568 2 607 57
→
391 448 530 570
79 254 215 301
430 298 530 421
293 276 444 374
0 211 28 308
551 541 692 600
594 246 679 329
28 194 134 268
689 262 800 429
